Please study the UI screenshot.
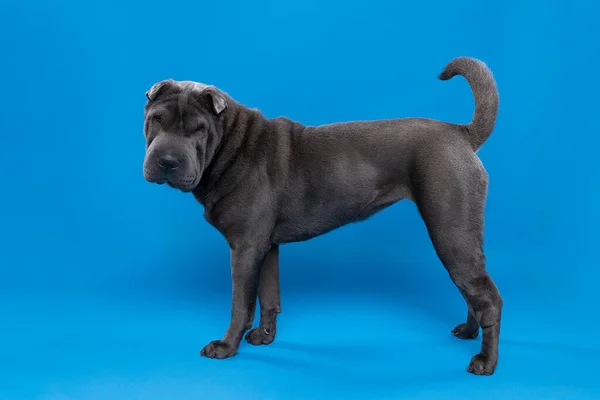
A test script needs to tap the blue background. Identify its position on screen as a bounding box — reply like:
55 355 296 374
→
1 0 599 398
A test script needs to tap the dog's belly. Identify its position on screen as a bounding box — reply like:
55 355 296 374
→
270 122 419 244
271 183 412 244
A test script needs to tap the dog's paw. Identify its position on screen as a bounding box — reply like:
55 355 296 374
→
452 322 479 339
466 353 496 375
200 340 237 359
245 326 276 346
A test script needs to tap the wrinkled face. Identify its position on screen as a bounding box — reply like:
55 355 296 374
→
142 80 227 192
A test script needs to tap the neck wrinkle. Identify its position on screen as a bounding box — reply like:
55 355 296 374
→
193 101 266 206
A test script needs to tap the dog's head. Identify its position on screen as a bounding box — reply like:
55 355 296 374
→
142 79 228 192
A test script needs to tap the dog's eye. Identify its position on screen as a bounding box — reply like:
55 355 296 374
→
195 124 206 133
151 115 162 124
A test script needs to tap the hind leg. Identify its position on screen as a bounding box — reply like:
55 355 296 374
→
416 162 502 375
452 292 480 339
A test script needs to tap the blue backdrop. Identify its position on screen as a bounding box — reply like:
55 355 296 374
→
1 0 599 399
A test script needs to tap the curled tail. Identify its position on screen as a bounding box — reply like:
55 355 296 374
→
439 57 499 151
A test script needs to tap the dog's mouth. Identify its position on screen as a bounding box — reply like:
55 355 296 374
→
146 172 197 192
144 167 166 184
166 176 197 192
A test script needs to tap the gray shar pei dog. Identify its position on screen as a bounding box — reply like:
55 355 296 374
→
143 56 503 375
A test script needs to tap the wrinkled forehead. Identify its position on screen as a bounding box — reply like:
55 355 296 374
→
145 80 211 114
175 80 210 92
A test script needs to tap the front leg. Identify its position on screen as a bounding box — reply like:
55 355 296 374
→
200 243 268 359
245 244 281 345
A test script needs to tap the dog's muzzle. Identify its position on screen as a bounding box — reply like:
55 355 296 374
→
157 154 181 174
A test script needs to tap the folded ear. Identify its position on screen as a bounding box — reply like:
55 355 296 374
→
145 79 173 101
202 86 227 115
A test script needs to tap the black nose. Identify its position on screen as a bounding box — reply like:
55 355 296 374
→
157 154 181 173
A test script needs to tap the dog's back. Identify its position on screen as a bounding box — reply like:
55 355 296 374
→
271 58 499 243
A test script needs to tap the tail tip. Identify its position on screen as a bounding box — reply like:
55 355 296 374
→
438 70 454 81
439 57 492 81
438 57 465 80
